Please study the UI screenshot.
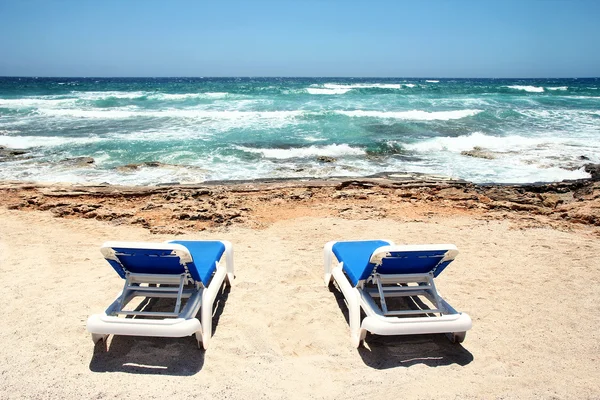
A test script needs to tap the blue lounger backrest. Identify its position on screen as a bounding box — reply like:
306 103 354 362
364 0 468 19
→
107 248 186 278
377 250 453 277
332 241 456 286
103 241 226 285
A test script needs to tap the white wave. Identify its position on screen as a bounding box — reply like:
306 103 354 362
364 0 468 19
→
204 92 229 98
335 109 482 121
403 83 417 88
404 132 573 153
0 135 103 148
404 132 590 156
546 86 568 91
73 91 148 100
506 85 545 93
150 92 229 100
308 83 405 92
153 93 197 100
0 98 76 109
426 80 440 83
237 144 364 159
60 91 233 101
328 83 404 89
303 136 327 142
306 88 352 95
38 108 304 120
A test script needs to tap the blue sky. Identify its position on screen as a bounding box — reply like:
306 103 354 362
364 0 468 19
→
0 0 598 78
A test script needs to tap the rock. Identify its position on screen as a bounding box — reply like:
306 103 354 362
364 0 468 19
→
192 189 211 197
539 193 562 208
0 146 30 162
117 161 165 171
60 157 95 167
485 187 541 206
461 147 496 160
317 156 336 163
435 187 479 201
584 164 600 181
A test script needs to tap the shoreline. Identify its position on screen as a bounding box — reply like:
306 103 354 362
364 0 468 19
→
1 171 598 235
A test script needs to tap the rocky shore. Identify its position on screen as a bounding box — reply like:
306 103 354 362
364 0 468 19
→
1 170 598 235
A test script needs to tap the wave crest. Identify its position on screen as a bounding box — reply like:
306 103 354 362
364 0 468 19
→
236 144 364 159
506 85 545 93
335 109 482 121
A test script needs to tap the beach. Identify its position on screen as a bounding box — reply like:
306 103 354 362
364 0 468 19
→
2 1 598 397
1 176 599 399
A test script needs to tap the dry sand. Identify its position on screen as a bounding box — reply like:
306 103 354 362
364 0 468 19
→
1 201 599 399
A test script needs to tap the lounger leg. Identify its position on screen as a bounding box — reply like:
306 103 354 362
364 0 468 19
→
195 331 204 349
200 265 226 350
91 333 108 344
222 241 235 286
332 265 365 347
201 303 212 350
349 288 365 348
323 241 336 286
446 331 466 344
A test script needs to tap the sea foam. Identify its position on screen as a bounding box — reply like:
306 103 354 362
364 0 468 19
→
237 144 364 159
306 88 352 95
335 109 482 121
38 108 304 121
506 85 545 93
403 131 576 153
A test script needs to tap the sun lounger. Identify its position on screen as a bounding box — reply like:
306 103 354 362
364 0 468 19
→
324 240 471 347
87 240 234 349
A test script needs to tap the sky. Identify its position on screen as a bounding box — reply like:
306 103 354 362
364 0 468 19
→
0 0 599 78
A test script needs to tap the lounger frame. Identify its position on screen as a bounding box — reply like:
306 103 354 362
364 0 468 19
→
324 241 472 347
87 241 234 349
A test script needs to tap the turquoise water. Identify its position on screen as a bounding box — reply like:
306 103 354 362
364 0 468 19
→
0 77 598 185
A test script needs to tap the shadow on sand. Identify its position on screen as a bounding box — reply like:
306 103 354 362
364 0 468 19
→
328 282 474 369
88 284 230 375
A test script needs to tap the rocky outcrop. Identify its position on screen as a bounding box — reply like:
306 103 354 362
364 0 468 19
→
1 173 598 232
585 164 600 181
317 156 336 163
117 161 166 171
460 147 496 160
0 146 30 162
60 157 95 167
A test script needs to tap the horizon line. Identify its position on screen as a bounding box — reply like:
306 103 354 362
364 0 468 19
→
1 75 599 80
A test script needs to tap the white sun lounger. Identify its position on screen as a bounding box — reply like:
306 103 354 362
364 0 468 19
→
87 240 234 349
324 240 472 347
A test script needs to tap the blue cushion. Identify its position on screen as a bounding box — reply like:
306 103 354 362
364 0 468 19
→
332 240 390 286
106 241 226 285
169 240 226 285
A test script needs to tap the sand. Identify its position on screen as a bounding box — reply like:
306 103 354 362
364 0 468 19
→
1 196 600 399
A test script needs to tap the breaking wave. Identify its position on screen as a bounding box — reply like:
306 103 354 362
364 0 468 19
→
506 85 545 93
335 109 482 121
236 144 364 159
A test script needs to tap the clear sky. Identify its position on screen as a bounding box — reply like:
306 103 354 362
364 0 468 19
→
0 0 599 78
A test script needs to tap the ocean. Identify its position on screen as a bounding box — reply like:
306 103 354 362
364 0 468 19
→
0 77 598 185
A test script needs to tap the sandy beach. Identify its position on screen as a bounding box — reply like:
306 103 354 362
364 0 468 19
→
1 176 599 399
